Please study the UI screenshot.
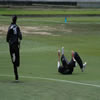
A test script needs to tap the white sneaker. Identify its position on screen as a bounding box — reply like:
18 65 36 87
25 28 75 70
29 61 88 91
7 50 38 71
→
75 62 77 67
81 62 87 72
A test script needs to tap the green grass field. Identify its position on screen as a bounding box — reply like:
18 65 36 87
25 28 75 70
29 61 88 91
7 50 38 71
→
0 14 100 100
0 8 100 15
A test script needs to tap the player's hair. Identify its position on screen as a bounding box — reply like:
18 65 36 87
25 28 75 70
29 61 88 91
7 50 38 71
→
12 15 17 24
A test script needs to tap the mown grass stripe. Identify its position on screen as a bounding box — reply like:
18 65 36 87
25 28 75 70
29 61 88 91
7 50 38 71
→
0 74 100 88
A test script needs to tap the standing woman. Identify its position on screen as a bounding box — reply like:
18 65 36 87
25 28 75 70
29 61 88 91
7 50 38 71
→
6 15 22 80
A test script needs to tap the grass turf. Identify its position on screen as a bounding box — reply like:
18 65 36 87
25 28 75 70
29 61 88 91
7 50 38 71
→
0 16 100 100
0 8 100 15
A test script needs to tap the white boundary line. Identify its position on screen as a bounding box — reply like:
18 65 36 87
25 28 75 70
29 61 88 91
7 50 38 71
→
0 74 100 88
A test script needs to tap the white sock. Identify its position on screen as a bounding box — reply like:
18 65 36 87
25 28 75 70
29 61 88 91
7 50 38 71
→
62 47 64 55
57 61 60 68
75 62 77 66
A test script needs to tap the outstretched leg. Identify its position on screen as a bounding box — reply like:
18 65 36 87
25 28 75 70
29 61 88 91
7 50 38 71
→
57 49 72 74
12 45 19 80
73 51 86 72
61 47 69 68
13 65 19 80
57 50 61 69
57 50 65 74
57 48 75 74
